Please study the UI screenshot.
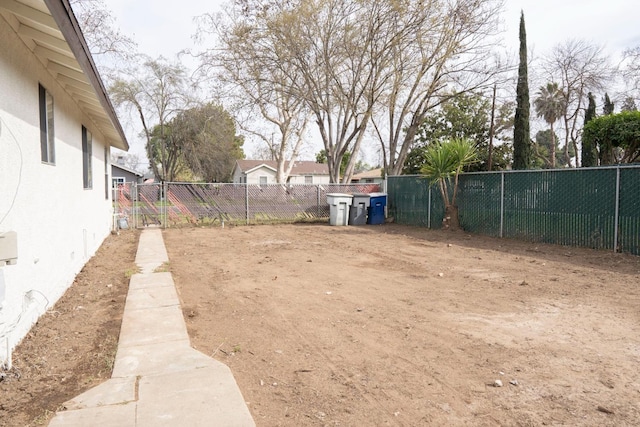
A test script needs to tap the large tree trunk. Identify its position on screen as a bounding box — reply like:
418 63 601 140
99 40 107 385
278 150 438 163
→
442 205 460 231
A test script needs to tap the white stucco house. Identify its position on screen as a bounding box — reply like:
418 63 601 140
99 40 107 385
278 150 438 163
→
232 160 331 184
351 168 385 185
0 0 128 366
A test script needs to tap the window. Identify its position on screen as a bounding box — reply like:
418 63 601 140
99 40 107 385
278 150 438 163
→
305 175 313 184
82 126 93 189
259 176 268 185
112 177 125 188
39 84 55 164
104 147 109 199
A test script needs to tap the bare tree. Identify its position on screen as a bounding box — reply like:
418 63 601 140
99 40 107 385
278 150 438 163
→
197 0 505 182
194 4 311 183
622 46 640 105
111 152 142 171
543 40 614 167
110 56 193 181
70 0 137 79
200 0 390 183
370 0 506 176
282 0 377 182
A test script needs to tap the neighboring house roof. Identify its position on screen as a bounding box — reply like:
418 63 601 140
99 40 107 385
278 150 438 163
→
235 160 330 176
1 0 128 150
112 163 143 177
352 168 384 180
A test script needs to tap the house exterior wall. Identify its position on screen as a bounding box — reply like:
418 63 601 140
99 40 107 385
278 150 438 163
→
232 162 331 185
0 20 113 363
245 166 277 185
231 165 245 183
352 169 385 186
286 175 331 185
355 177 384 185
112 166 142 184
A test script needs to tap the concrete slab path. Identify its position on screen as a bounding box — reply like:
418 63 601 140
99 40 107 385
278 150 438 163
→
48 228 255 427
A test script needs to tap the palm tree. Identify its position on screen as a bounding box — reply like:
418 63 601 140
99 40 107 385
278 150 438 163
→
534 82 565 168
420 138 478 231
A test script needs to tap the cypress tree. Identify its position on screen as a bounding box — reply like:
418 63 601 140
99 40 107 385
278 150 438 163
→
621 96 637 112
603 93 614 115
513 11 531 170
598 93 616 164
582 92 597 167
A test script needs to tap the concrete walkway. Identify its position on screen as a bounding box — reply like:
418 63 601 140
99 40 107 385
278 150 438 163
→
49 229 255 427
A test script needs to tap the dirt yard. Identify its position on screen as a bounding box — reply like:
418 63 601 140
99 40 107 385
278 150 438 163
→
164 223 640 427
0 230 138 427
1 224 639 427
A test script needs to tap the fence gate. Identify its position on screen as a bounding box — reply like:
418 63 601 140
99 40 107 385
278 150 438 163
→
134 183 164 227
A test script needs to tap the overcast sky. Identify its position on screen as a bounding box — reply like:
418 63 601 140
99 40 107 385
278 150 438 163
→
105 0 638 63
103 0 638 161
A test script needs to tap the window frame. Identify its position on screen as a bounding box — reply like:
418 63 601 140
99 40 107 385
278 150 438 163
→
104 147 109 199
82 125 93 189
39 84 55 165
112 177 126 188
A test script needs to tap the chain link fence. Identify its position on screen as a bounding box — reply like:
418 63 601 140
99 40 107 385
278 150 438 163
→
388 165 640 255
114 182 381 228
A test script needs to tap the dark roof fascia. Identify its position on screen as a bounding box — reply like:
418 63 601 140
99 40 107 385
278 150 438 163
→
112 163 143 177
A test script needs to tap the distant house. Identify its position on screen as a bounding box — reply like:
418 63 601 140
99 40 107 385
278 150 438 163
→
351 168 385 185
232 160 331 184
0 0 128 366
112 162 144 186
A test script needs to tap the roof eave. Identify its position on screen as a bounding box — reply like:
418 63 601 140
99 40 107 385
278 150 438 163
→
112 163 143 176
244 164 277 174
43 0 128 150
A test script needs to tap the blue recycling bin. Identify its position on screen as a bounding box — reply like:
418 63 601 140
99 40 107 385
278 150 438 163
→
367 193 387 225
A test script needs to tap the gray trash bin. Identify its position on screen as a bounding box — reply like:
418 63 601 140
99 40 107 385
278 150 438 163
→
326 193 353 226
349 193 370 225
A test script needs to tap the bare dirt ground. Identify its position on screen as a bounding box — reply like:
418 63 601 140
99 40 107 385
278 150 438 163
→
2 224 639 427
164 223 640 427
0 230 138 427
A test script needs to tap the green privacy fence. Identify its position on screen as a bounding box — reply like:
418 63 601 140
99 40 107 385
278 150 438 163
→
387 165 640 255
386 175 442 229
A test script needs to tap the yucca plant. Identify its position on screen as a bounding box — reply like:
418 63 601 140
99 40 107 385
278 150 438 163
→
420 138 478 230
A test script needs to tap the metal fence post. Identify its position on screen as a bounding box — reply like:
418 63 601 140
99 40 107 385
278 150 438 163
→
112 184 118 231
500 172 505 238
128 183 132 229
317 185 321 217
132 183 138 229
427 185 431 229
163 182 168 228
245 184 249 225
614 166 620 252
